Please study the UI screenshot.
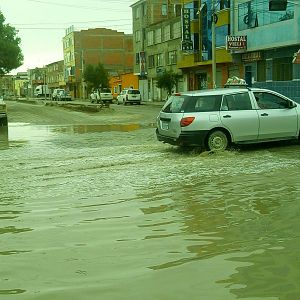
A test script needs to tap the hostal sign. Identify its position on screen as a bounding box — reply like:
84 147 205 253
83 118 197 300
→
181 8 193 51
226 36 247 50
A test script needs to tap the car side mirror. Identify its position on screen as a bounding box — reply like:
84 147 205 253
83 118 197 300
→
288 100 297 109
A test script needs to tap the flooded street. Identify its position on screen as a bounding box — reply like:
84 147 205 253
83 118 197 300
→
1 101 300 300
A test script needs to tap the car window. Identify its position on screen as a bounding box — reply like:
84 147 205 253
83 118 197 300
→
162 95 185 113
187 95 223 112
254 92 289 109
128 90 140 95
102 88 111 93
222 92 252 111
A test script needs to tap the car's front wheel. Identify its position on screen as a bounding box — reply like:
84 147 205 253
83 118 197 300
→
207 130 229 152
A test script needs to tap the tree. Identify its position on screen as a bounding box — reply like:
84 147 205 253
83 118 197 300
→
0 11 23 74
156 70 180 96
83 63 109 92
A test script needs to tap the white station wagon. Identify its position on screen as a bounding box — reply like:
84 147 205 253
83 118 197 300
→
156 87 300 151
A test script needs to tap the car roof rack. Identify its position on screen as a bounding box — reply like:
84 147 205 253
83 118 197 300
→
224 76 250 89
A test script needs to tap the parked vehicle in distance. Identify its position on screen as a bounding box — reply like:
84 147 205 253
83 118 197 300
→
57 90 72 101
99 88 113 104
52 88 65 100
0 98 8 126
116 89 141 105
90 88 113 104
34 85 50 98
156 86 300 151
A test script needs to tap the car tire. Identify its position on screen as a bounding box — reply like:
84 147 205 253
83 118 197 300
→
207 130 229 152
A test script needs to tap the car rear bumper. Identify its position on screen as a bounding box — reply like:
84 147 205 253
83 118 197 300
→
156 129 209 147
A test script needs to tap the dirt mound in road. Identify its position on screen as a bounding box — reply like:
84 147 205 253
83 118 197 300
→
45 101 111 113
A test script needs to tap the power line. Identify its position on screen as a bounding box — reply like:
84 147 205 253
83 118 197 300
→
24 0 135 11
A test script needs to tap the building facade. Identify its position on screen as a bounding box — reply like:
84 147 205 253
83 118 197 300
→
230 0 300 102
110 73 139 99
0 75 14 97
178 0 237 90
131 0 184 101
131 0 238 101
46 60 66 92
63 26 134 99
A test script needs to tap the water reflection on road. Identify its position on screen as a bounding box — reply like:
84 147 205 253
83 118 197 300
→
0 123 299 300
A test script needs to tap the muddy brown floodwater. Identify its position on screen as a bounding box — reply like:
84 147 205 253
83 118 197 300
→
0 100 300 300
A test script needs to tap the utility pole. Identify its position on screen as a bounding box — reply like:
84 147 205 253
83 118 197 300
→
211 0 217 88
81 49 85 99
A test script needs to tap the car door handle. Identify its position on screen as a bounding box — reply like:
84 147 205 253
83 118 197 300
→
223 115 232 118
261 113 269 116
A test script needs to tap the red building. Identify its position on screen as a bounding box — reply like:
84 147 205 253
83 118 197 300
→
63 26 133 98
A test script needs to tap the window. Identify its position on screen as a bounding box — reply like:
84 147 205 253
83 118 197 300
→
162 96 185 113
135 6 141 19
142 3 147 16
174 4 182 17
128 90 140 95
155 28 162 44
273 57 292 81
184 95 223 112
148 55 155 68
216 25 229 47
216 0 230 11
222 93 252 110
135 30 141 42
254 92 290 109
238 0 294 31
167 50 177 65
147 31 154 46
172 21 181 39
163 25 171 41
162 4 167 16
156 53 164 67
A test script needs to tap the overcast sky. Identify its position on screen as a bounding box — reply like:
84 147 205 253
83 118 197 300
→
0 0 135 74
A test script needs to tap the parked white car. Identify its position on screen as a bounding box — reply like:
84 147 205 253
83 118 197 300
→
156 86 300 151
90 88 113 104
116 89 141 105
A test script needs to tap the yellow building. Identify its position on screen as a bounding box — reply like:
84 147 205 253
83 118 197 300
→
178 0 242 89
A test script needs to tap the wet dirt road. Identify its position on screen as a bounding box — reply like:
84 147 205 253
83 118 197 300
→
1 100 300 300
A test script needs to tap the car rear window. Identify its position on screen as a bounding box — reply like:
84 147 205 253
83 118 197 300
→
102 88 111 93
162 95 222 113
162 95 185 113
128 90 140 95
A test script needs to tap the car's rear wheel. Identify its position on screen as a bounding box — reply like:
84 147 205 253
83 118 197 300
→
207 130 229 151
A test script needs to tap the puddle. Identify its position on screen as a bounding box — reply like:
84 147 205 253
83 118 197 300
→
51 123 142 134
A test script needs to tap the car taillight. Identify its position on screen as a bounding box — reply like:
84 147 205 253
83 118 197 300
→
180 117 195 127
